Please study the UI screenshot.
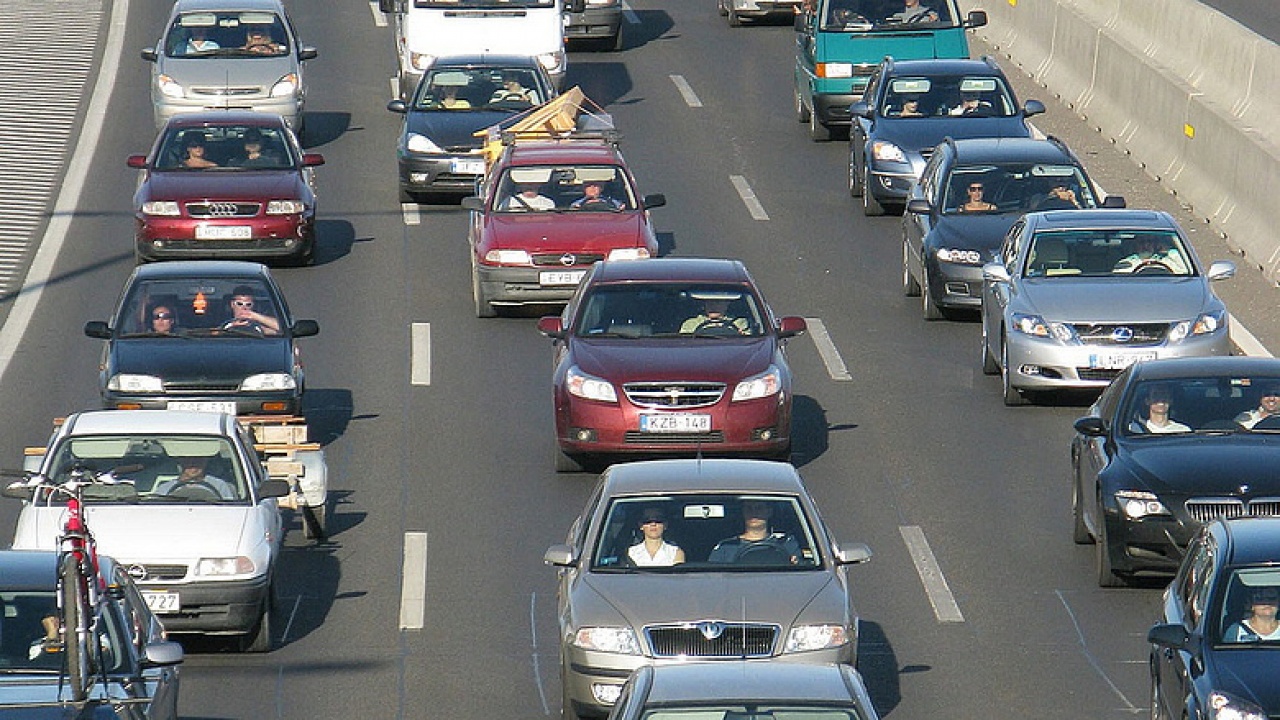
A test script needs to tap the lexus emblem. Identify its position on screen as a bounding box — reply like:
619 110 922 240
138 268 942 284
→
559 253 576 266
1110 326 1135 343
126 564 147 581
697 621 725 640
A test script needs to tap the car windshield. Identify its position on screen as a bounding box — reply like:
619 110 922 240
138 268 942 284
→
153 124 296 171
0 590 128 674
880 75 1017 118
590 494 821 571
1022 228 1193 278
1214 568 1280 645
115 277 283 338
574 284 767 339
413 67 548 111
165 11 291 58
941 163 1097 216
1120 377 1280 436
642 708 864 720
42 435 248 504
495 165 636 212
821 0 959 31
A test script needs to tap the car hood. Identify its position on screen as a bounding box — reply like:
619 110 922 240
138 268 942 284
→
577 571 844 629
15 506 254 560
405 109 516 149
872 116 1031 151
1115 436 1280 493
1017 278 1215 322
484 212 649 251
1204 647 1280 711
156 55 296 89
109 337 293 380
140 170 302 201
571 338 775 382
928 213 1022 255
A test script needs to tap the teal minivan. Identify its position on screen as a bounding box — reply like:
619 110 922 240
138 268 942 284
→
793 0 987 140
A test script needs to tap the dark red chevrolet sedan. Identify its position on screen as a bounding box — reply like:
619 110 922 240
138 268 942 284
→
128 112 324 265
537 258 807 472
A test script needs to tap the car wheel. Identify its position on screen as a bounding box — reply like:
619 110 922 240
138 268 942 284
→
980 323 999 374
728 6 743 25
555 441 586 473
610 25 624 51
807 108 829 141
472 260 496 318
1071 472 1092 544
902 241 921 297
795 89 811 123
241 591 273 652
862 168 885 215
1095 517 1127 588
562 673 583 720
848 152 863 198
1148 673 1166 720
1001 336 1026 406
921 264 943 320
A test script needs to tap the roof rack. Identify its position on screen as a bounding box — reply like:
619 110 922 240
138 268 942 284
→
476 87 619 166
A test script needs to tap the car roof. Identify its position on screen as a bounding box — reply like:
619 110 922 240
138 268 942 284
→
430 54 546 69
1130 356 1280 382
172 0 285 14
944 137 1076 164
504 142 623 166
1024 208 1176 231
63 409 234 436
131 259 274 282
590 258 750 284
601 459 808 496
0 550 58 591
1214 517 1280 566
883 57 1005 77
640 662 861 705
162 112 289 131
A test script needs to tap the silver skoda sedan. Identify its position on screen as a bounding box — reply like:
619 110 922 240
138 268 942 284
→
980 209 1235 405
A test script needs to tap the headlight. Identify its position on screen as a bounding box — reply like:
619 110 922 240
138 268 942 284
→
733 365 782 401
156 74 184 99
141 201 181 216
816 62 852 78
1010 313 1076 342
566 366 617 403
784 624 849 653
1115 490 1170 519
1168 310 1226 342
537 50 566 75
106 374 164 393
482 249 532 265
869 140 906 164
240 373 297 392
409 52 435 71
266 200 307 215
406 133 444 154
195 557 256 577
606 248 651 261
1208 691 1266 720
269 73 299 98
935 247 983 265
571 627 640 654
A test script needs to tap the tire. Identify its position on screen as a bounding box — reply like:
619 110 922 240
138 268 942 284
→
610 26 624 51
862 168 885 215
848 152 862 198
980 324 999 374
1001 336 1026 406
60 555 90 701
902 240 921 297
241 592 273 653
1095 519 1127 588
555 443 586 473
807 109 829 141
795 90 811 123
1071 473 1092 544
1149 674 1165 720
472 261 496 318
921 265 943 320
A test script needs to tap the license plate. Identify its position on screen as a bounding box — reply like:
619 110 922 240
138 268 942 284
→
640 414 712 433
451 159 485 175
142 591 180 614
1089 352 1157 370
195 225 253 240
539 270 586 286
166 401 238 415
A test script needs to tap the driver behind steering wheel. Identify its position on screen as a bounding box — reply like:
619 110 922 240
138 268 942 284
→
708 500 800 564
221 286 281 335
888 0 938 23
154 456 237 500
680 297 749 335
1112 234 1189 275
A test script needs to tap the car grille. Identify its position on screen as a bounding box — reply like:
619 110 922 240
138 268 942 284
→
531 252 605 267
132 564 188 581
645 623 778 658
623 430 724 445
1184 498 1280 523
624 382 725 408
190 86 261 98
163 380 242 392
1077 368 1125 382
187 202 262 218
1072 323 1168 346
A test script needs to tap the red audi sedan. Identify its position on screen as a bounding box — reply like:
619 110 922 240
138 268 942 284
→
537 258 806 472
128 112 324 265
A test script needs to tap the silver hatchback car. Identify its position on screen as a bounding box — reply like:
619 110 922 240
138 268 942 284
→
544 459 872 719
141 0 317 132
980 209 1235 405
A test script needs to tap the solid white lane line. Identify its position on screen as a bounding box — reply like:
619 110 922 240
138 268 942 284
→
1230 313 1272 357
280 594 303 643
402 202 420 226
411 323 431 385
369 0 388 26
804 318 852 381
669 75 703 108
622 1 639 24
1054 590 1139 711
400 532 429 630
529 593 550 716
899 526 964 623
729 176 769 221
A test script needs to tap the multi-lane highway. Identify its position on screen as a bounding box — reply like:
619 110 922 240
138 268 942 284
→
0 1 1277 718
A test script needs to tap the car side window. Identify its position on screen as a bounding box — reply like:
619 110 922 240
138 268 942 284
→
1002 221 1025 269
1177 535 1215 627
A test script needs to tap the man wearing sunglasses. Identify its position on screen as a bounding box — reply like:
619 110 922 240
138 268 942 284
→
221 285 280 335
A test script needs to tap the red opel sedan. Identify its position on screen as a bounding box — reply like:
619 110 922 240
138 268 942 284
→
536 258 806 472
128 112 324 265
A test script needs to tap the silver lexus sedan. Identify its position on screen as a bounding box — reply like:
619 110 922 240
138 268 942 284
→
544 459 872 719
980 209 1235 405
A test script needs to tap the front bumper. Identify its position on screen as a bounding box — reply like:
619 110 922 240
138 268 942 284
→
730 0 802 16
476 263 592 306
398 152 484 194
923 258 984 310
813 92 858 128
102 390 302 416
565 6 622 41
867 156 927 206
136 214 314 262
153 96 302 131
1005 332 1233 392
136 574 270 635
1100 508 1195 577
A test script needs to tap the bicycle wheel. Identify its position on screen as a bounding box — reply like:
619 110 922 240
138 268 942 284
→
59 554 91 701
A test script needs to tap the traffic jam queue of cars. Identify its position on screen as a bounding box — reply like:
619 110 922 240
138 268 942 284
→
5 0 1278 717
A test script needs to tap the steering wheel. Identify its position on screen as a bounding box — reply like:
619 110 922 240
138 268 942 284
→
734 542 791 565
221 319 267 335
1133 260 1174 275
165 481 222 501
693 318 745 336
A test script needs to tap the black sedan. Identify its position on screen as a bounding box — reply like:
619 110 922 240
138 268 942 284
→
1149 517 1280 720
387 55 556 202
84 261 318 416
1071 357 1280 587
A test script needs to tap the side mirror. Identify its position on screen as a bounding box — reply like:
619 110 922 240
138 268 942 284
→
141 47 158 62
127 155 148 169
537 316 565 338
981 262 1011 284
965 10 988 28
1073 416 1108 437
1207 260 1236 281
1146 623 1191 651
298 46 318 62
302 153 325 167
641 193 665 210
1101 195 1127 208
544 544 576 567
141 640 185 667
850 101 872 119
84 321 112 339
1023 99 1045 118
777 316 807 339
834 542 873 565
259 478 292 499
2 480 35 501
461 196 485 212
387 99 409 114
291 319 320 338
905 198 931 215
